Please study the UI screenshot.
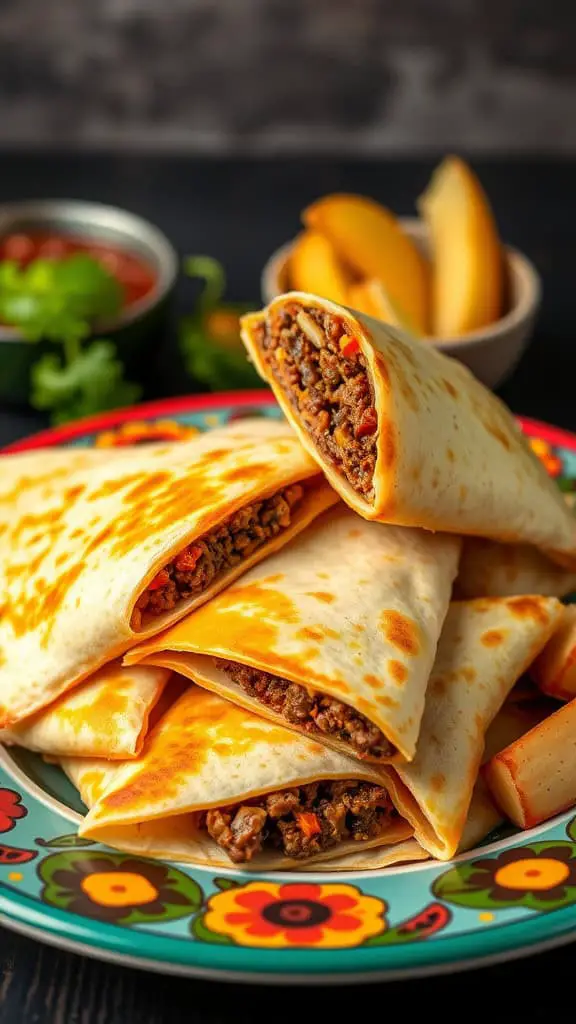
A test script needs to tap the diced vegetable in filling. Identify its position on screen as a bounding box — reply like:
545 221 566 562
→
131 484 304 629
215 659 396 760
254 304 377 498
200 780 395 863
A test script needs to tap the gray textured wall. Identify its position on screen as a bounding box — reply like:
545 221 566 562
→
1 0 575 153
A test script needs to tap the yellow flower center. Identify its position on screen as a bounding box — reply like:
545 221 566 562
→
494 858 570 891
80 871 159 908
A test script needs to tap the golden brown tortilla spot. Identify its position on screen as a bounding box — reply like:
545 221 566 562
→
364 674 381 690
431 676 447 697
443 379 458 398
462 667 477 683
317 572 329 580
261 574 285 585
325 678 350 695
508 596 550 626
64 484 85 502
87 474 142 502
459 484 468 500
481 629 506 648
349 641 361 652
353 623 365 633
411 465 422 482
348 529 361 539
356 696 376 716
380 419 397 469
122 472 173 504
54 552 68 567
306 591 335 604
431 773 446 793
224 463 270 484
70 527 84 540
447 447 456 463
380 610 421 656
486 421 512 451
297 627 324 643
0 649 5 668
274 442 293 455
377 694 399 709
388 659 408 685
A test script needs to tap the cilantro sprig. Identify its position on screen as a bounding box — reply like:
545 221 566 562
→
0 253 142 422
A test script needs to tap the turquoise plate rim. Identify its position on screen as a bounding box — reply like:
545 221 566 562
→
2 390 576 983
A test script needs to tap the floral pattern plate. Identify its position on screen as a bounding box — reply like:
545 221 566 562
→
2 391 576 983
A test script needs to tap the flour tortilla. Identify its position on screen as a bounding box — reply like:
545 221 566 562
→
1 662 170 759
381 596 563 859
125 505 461 763
241 294 576 567
0 419 336 728
456 538 576 598
72 686 412 869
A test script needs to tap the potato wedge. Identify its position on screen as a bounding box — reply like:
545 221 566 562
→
303 193 429 334
289 230 352 306
419 156 503 336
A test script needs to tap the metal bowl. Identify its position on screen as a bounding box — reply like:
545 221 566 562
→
0 199 179 406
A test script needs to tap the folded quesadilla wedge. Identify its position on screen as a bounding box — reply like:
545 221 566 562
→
0 662 170 759
456 538 576 598
125 505 461 763
0 419 336 728
241 293 576 567
380 596 563 859
75 686 412 869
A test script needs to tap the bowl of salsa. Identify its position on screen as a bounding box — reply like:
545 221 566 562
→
0 199 178 406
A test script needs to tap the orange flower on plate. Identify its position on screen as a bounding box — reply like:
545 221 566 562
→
529 437 563 478
94 419 199 448
204 881 386 949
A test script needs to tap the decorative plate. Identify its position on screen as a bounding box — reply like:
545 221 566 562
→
2 391 576 984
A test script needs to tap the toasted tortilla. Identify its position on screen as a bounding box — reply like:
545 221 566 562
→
241 294 576 568
1 662 170 759
381 596 563 859
456 538 576 598
0 419 336 728
73 686 412 869
125 505 461 763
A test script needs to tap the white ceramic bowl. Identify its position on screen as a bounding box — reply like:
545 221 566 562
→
261 217 542 390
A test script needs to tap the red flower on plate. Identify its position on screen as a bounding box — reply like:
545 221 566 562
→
0 789 27 833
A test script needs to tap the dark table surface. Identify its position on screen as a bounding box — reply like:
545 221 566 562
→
0 152 575 1021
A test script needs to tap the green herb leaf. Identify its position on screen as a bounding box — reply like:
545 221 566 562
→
30 340 142 424
0 253 123 345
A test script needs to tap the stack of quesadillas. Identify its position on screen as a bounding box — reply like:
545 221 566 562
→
2 292 575 870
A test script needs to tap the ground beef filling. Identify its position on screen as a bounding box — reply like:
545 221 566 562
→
201 780 395 863
131 484 304 629
215 659 396 760
254 304 377 498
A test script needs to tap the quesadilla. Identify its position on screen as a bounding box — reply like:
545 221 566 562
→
484 696 576 829
73 686 412 869
0 662 170 759
0 419 336 728
531 604 576 700
381 596 563 859
241 293 576 567
125 505 461 763
456 538 576 599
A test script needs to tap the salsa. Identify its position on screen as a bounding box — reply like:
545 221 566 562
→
0 232 157 308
